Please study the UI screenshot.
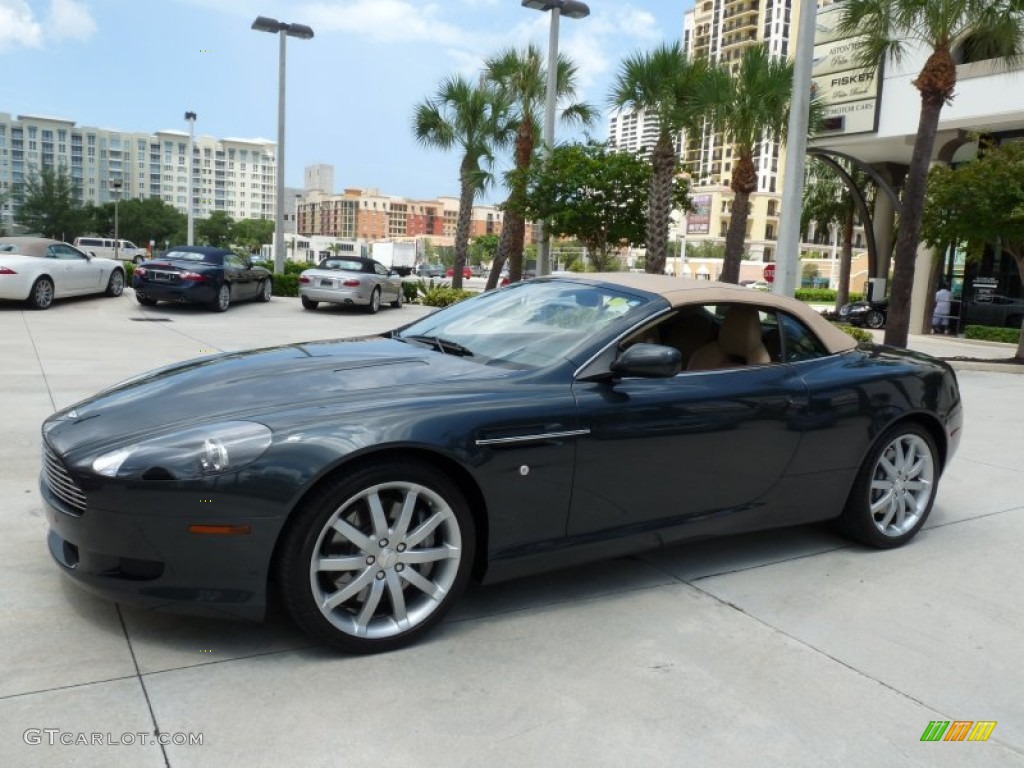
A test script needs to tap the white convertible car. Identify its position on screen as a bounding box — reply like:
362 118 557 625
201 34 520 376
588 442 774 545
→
0 237 125 309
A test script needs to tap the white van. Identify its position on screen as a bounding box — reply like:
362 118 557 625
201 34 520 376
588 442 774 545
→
74 237 145 264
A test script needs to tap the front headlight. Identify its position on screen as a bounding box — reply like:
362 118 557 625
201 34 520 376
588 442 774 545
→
91 421 273 480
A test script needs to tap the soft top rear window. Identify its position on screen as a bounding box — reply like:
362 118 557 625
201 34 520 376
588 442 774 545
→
320 259 366 272
165 250 222 264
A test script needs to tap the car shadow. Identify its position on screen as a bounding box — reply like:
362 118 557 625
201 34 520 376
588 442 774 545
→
105 522 850 666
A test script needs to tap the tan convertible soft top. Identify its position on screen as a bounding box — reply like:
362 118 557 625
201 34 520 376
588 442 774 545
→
570 273 858 355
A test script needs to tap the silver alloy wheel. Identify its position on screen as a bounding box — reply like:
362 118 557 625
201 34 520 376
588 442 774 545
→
868 433 935 537
33 278 54 308
369 288 380 313
261 279 272 301
108 270 124 296
309 481 463 640
866 310 885 329
216 284 230 311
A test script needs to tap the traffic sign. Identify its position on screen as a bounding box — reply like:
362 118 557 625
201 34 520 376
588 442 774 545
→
763 263 775 283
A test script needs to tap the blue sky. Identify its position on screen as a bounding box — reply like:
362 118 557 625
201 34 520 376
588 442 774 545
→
1 0 692 204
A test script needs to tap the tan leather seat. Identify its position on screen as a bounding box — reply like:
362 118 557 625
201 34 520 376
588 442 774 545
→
687 306 771 370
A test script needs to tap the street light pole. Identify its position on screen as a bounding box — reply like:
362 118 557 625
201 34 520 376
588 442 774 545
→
112 178 123 260
772 0 817 297
252 15 314 276
522 0 589 277
185 111 196 245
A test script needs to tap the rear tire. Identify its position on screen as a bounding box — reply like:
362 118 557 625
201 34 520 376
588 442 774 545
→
28 277 54 310
210 283 230 312
258 279 272 302
277 460 475 653
365 287 381 314
301 296 319 310
837 422 939 548
105 270 125 297
391 286 403 309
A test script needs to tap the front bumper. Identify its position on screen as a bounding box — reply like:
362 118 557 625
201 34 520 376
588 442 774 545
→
41 475 283 620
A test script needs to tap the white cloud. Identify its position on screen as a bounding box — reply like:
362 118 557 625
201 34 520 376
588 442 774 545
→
47 0 96 42
299 0 469 45
0 0 45 51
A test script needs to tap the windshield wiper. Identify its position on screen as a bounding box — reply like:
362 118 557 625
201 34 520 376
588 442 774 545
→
401 334 474 357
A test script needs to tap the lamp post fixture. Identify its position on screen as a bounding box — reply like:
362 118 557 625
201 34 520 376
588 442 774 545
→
111 178 123 260
251 15 314 276
184 111 196 245
521 0 589 277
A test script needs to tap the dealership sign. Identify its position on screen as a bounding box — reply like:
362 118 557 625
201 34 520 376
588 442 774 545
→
812 5 882 137
687 194 712 235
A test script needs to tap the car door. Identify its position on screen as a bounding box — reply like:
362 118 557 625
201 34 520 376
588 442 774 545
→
223 253 254 299
568 304 808 540
47 244 101 294
373 261 396 302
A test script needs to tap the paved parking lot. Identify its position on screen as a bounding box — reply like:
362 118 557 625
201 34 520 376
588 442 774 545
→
1 289 1022 767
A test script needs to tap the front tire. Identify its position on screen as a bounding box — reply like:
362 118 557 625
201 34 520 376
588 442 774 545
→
28 277 54 310
365 287 381 314
301 296 319 310
106 270 125 297
278 461 476 653
210 283 230 312
865 310 885 329
838 422 939 548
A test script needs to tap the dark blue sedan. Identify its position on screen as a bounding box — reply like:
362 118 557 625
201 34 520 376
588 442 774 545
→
132 246 272 312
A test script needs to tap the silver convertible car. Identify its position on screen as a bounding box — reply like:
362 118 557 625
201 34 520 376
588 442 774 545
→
299 256 404 313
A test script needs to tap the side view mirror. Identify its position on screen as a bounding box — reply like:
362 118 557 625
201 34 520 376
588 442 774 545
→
610 343 682 379
89 251 97 258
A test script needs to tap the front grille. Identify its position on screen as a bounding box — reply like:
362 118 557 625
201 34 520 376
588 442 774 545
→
43 442 87 515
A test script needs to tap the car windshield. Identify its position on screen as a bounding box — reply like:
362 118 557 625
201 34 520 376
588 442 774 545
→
395 279 651 370
319 259 365 272
165 250 221 264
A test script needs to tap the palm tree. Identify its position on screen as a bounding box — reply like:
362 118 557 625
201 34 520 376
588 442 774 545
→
483 45 595 289
839 0 1024 348
697 44 797 284
800 158 874 311
413 76 513 290
609 42 708 275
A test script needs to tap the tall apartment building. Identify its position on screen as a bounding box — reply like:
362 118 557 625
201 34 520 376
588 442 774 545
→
607 108 663 156
297 180 520 247
0 112 276 234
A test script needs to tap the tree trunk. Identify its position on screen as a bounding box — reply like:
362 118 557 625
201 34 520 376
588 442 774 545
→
452 160 476 291
646 133 677 274
721 151 758 284
835 206 854 312
884 49 955 348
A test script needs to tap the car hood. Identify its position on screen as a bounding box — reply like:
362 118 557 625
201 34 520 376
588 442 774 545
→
43 337 512 455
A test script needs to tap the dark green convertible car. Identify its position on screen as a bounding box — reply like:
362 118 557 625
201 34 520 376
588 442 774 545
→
40 274 962 653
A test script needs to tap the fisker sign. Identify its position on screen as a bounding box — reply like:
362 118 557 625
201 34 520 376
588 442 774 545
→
811 4 882 137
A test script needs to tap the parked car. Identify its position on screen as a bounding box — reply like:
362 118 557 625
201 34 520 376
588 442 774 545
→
73 236 145 264
965 294 1024 329
132 246 271 312
0 236 125 310
415 263 444 278
39 275 961 653
446 266 473 279
299 256 403 313
839 298 888 329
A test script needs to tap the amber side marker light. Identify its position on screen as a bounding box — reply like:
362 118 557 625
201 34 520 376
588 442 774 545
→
188 524 252 535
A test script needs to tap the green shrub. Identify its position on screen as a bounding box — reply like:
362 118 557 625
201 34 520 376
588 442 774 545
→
419 286 475 307
964 325 1022 344
271 274 299 297
834 323 873 343
402 281 419 303
794 288 864 303
123 262 134 282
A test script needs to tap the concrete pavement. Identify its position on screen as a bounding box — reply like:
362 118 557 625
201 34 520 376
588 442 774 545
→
1 290 1022 767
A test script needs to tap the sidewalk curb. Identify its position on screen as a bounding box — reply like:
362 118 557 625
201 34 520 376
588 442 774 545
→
944 360 1024 374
